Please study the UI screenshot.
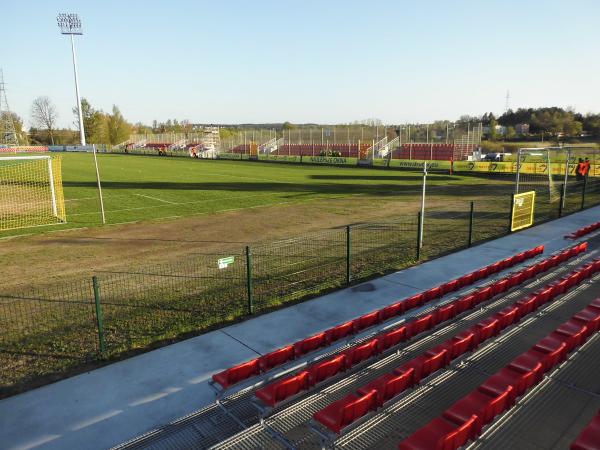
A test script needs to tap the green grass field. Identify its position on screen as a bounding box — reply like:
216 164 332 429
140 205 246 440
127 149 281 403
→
0 153 494 237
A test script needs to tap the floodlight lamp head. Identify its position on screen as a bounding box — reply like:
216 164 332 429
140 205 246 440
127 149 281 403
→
57 13 83 35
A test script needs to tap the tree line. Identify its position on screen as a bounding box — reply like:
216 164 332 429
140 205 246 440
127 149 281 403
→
4 100 600 146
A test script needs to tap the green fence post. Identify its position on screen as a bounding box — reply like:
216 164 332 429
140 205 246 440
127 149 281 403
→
468 201 474 247
581 177 587 210
559 184 564 218
92 276 106 354
346 225 351 284
245 246 254 315
508 194 515 234
416 211 422 260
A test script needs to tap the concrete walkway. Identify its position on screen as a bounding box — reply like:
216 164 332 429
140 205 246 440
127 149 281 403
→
0 206 598 450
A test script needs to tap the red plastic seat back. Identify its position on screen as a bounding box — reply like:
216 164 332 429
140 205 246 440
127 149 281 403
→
403 293 424 310
326 321 354 343
308 354 348 385
294 332 326 357
408 314 434 337
259 345 295 372
345 339 380 367
381 326 407 350
379 302 404 321
455 294 475 313
353 311 380 333
433 303 457 324
212 358 260 388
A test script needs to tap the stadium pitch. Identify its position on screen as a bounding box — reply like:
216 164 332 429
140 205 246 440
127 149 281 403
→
0 153 506 287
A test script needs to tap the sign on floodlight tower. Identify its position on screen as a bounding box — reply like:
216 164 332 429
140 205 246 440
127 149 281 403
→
57 13 86 146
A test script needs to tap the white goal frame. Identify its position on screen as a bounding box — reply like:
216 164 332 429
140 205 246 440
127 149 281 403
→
0 155 66 230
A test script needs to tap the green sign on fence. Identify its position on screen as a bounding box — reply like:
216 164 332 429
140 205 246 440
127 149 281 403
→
218 256 235 269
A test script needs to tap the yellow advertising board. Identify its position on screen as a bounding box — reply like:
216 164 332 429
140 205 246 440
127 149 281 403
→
511 191 536 232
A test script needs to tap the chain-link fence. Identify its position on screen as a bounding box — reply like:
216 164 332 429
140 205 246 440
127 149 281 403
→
2 176 600 398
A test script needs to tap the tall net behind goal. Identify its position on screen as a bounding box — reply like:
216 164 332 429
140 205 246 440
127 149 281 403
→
0 155 66 231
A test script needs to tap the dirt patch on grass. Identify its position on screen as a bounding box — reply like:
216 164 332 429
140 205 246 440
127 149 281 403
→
0 195 425 290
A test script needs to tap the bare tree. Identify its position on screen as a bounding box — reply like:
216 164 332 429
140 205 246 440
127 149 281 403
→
31 96 58 145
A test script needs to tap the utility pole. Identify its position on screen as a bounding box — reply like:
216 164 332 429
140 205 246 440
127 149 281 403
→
0 69 19 145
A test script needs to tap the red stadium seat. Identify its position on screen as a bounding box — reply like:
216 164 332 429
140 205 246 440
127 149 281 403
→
308 354 348 385
212 359 260 388
507 272 524 289
494 305 520 329
422 347 450 376
533 334 568 371
472 317 500 342
555 320 588 351
314 390 377 433
398 415 477 450
408 314 435 337
507 353 544 388
516 294 538 315
443 388 512 435
534 286 554 304
573 308 600 334
474 286 492 304
352 311 380 333
473 267 489 281
423 286 442 302
379 302 404 321
259 345 295 372
358 368 414 407
490 279 509 296
343 339 380 367
404 293 424 310
433 303 457 324
255 371 310 407
440 280 459 295
400 357 427 384
294 332 327 357
455 294 476 313
571 410 600 450
380 326 408 350
488 261 504 274
325 321 354 343
448 330 478 358
456 273 474 289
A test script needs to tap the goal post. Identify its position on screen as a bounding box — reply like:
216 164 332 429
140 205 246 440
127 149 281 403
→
0 155 67 231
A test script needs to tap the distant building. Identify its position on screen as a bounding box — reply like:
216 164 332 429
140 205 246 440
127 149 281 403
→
482 125 507 136
515 123 530 135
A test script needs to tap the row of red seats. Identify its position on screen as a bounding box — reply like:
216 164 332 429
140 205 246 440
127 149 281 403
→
401 144 456 150
572 409 600 450
211 246 546 392
256 244 587 410
313 255 598 434
145 142 170 149
398 301 600 450
566 221 600 240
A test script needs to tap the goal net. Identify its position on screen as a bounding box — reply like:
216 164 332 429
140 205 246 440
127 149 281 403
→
0 155 66 231
515 147 565 203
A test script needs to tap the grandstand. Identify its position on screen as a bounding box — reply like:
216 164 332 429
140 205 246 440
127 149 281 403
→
120 127 220 155
4 205 597 450
99 209 598 450
227 127 481 161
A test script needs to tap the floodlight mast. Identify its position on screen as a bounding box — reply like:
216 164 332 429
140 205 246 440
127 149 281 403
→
57 13 86 146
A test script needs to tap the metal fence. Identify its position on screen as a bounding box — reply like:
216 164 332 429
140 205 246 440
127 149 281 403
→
1 177 599 398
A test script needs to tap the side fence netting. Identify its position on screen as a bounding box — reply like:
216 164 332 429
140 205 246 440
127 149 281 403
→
96 251 248 355
0 279 98 394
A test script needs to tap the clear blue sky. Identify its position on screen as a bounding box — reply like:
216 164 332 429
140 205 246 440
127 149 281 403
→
4 0 600 128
